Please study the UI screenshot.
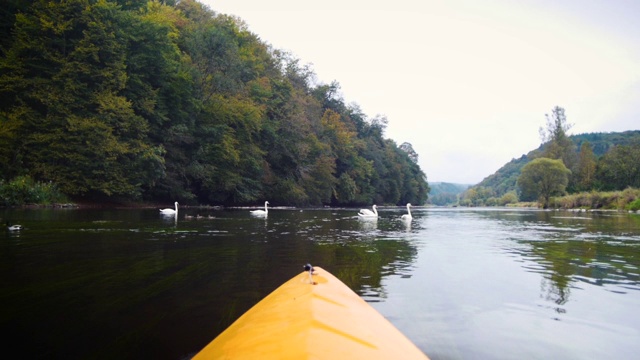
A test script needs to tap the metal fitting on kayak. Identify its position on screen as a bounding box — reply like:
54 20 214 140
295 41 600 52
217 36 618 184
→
304 263 314 272
304 263 315 284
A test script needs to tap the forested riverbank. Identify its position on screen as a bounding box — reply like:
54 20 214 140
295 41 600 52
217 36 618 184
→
0 0 428 207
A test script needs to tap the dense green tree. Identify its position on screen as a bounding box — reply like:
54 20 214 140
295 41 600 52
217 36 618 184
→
499 191 518 205
595 144 640 191
334 172 358 203
575 141 596 192
518 158 571 208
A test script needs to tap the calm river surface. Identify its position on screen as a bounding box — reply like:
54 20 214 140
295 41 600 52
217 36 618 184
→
1 206 639 359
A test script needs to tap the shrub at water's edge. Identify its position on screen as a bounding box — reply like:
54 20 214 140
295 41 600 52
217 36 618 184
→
628 198 640 212
550 188 640 211
0 176 69 206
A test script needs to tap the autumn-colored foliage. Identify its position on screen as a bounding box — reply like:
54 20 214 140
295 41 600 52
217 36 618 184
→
0 0 428 206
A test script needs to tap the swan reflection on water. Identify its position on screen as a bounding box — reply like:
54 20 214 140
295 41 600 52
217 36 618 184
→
401 217 412 232
160 211 177 227
358 216 378 231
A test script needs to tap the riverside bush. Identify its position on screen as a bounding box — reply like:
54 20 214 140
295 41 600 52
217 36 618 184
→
553 188 640 210
627 199 640 212
0 176 68 206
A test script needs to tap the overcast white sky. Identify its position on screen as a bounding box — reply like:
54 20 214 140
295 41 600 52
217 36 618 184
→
199 0 640 184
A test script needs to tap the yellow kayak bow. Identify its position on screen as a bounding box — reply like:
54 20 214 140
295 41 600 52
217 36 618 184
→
193 265 429 359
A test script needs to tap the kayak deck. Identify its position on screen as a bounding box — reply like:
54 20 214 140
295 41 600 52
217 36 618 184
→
193 266 429 359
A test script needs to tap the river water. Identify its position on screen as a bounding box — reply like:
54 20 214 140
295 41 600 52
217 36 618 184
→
1 206 639 359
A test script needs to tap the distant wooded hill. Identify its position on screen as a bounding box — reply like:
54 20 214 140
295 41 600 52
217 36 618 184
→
428 182 471 206
470 130 640 199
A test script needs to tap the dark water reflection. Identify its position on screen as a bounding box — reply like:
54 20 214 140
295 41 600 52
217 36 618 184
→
1 207 639 359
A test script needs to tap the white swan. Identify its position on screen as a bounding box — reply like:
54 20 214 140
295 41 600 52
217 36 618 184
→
250 201 269 216
159 201 178 215
401 203 412 220
6 222 22 231
358 204 378 218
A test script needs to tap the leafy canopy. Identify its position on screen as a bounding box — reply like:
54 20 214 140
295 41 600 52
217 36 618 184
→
518 158 571 208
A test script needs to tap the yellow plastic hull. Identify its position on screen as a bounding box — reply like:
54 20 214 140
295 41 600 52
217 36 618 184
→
193 266 429 359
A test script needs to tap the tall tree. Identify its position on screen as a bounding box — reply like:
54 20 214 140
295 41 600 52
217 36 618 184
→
518 158 571 208
575 141 597 192
539 106 577 173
